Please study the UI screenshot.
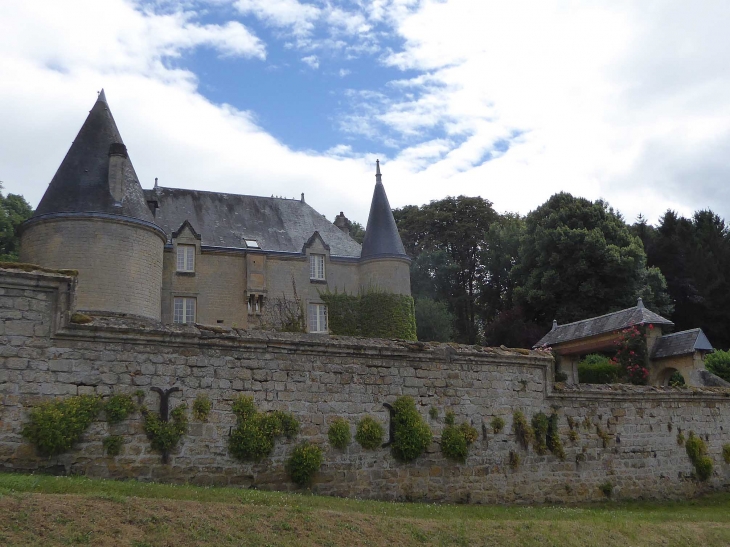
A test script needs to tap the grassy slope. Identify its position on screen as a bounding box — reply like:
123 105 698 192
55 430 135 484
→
0 473 729 546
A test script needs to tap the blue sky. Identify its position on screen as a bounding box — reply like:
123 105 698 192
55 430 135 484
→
2 0 730 225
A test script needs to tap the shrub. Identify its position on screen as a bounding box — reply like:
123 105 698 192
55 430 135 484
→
192 394 212 422
668 371 686 387
568 430 579 442
531 412 549 455
614 326 649 385
441 422 478 462
705 349 730 383
513 411 533 451
599 482 613 497
429 407 438 420
286 442 323 486
320 289 417 341
596 425 609 448
355 416 384 450
445 411 455 426
723 444 730 464
547 413 565 460
577 354 622 384
491 416 505 434
391 396 433 462
228 396 299 462
104 394 136 424
414 297 454 342
685 431 713 481
103 435 123 456
677 431 685 446
328 417 351 449
142 404 188 461
21 395 102 456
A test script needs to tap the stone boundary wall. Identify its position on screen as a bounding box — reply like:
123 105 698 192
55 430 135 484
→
1 267 730 504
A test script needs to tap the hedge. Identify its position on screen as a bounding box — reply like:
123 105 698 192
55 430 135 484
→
577 354 622 384
320 289 417 341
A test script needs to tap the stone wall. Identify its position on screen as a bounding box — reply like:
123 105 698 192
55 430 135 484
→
1 267 730 504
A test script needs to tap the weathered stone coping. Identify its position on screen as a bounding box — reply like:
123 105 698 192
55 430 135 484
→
549 381 730 402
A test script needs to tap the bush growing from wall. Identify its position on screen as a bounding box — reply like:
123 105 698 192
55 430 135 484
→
21 395 102 456
577 354 622 384
531 412 549 455
192 394 212 422
491 416 505 434
103 435 123 456
328 417 351 449
104 394 136 424
355 416 384 449
547 413 565 460
441 422 478 462
685 431 713 481
513 411 533 451
286 442 323 486
320 289 417 341
228 396 299 462
142 404 188 461
391 396 432 462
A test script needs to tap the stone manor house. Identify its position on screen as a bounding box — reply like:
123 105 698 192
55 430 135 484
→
19 91 411 331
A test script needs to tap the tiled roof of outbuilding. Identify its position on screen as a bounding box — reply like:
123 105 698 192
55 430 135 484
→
146 187 362 257
33 91 155 224
651 328 713 359
535 299 674 347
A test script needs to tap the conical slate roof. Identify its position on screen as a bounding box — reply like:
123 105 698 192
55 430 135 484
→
33 90 154 223
360 161 408 260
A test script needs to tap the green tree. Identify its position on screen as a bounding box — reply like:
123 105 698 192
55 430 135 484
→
414 297 454 342
705 350 730 382
0 188 33 262
512 192 672 326
394 196 498 344
349 221 365 244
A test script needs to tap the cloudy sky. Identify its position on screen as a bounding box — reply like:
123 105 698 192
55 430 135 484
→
2 0 730 226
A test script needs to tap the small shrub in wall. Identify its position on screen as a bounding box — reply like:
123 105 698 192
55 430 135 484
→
441 422 479 462
192 394 212 422
142 404 188 462
103 435 123 456
228 396 299 462
599 482 613 498
104 394 136 424
286 442 324 486
490 416 505 434
685 432 713 481
328 417 351 449
21 395 102 456
531 413 549 455
547 413 565 460
355 416 384 449
512 410 533 451
391 396 433 462
723 444 730 464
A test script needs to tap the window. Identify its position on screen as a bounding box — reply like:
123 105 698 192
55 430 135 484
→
309 254 325 280
247 294 263 314
308 303 327 333
173 297 196 324
244 239 260 248
176 244 195 272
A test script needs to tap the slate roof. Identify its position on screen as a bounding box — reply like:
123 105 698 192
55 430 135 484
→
535 299 674 347
33 91 155 224
651 328 713 359
360 160 408 260
146 187 362 257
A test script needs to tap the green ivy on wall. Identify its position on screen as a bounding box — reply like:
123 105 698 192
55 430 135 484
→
320 289 417 341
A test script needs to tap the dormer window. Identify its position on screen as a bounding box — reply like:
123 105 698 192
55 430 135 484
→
177 244 195 272
310 254 325 280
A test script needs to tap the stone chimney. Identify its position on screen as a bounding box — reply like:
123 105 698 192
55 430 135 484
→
334 211 351 235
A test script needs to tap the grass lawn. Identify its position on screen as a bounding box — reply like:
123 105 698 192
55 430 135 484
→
0 473 729 546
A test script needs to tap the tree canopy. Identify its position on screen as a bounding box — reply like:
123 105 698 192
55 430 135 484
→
0 189 33 261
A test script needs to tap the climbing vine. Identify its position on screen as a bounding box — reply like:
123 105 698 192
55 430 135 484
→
142 404 188 462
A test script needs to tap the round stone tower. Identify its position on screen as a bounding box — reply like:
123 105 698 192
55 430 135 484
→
20 90 165 320
359 161 411 295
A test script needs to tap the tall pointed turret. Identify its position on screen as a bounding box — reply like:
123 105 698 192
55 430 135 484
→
33 89 154 222
358 161 411 295
21 91 165 320
360 160 408 259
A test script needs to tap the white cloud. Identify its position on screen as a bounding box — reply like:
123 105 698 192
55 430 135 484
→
233 0 320 37
301 54 319 68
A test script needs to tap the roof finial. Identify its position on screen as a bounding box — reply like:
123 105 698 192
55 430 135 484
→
375 159 382 184
637 297 644 309
97 89 107 104
154 177 158 188
552 319 558 331
301 192 305 203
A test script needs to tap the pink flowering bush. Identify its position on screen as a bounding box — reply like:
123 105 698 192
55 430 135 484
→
612 325 649 385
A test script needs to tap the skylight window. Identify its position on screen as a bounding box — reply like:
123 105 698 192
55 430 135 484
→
244 239 259 248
